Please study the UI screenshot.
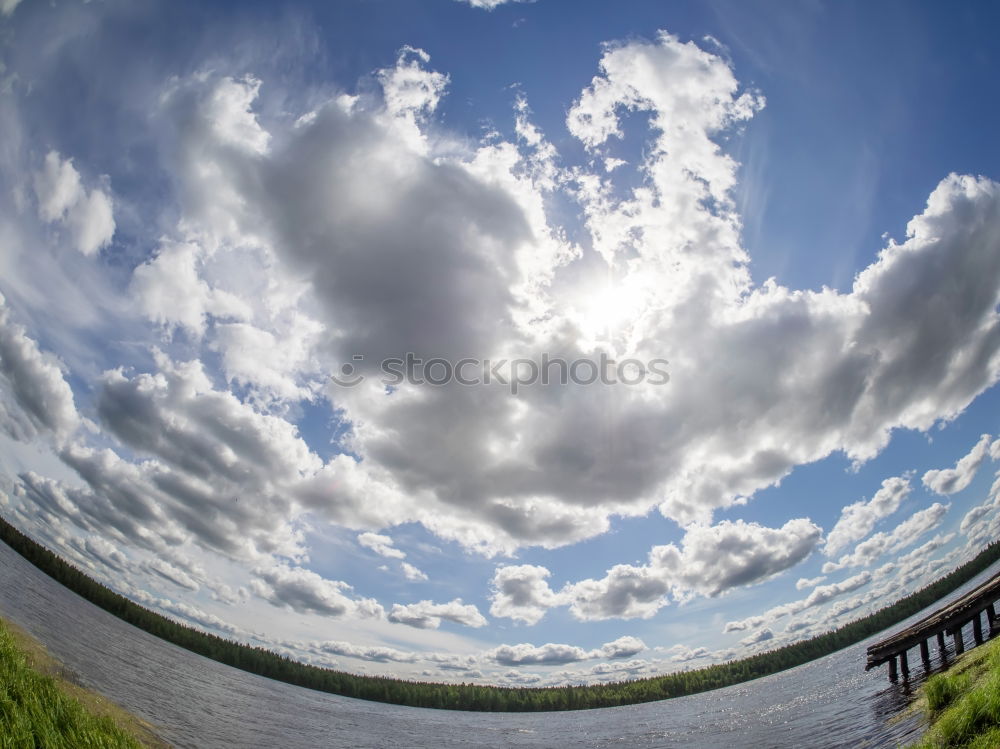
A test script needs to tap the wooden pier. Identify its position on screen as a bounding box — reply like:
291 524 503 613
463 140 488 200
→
866 570 1000 681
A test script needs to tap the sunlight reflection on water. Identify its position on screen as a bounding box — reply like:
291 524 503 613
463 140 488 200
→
2 542 996 748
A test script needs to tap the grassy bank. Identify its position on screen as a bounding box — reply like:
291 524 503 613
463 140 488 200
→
910 636 1000 748
3 511 1000 710
0 617 167 748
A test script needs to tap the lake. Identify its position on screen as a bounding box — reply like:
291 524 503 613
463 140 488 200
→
3 541 996 748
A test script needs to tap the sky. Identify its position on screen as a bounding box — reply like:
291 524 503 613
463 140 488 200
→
1 0 1000 687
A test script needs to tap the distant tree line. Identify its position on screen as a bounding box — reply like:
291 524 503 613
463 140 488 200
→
2 515 999 712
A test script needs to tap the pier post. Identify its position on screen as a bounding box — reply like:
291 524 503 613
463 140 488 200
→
973 614 984 645
937 631 947 653
888 656 898 682
920 640 931 669
988 603 997 634
953 626 965 655
900 650 910 680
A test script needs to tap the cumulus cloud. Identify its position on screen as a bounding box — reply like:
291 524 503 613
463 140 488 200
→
740 628 774 646
130 240 252 337
4 18 1000 684
74 536 131 574
378 47 449 124
824 476 911 556
662 644 711 663
118 31 1000 564
39 351 331 561
795 575 826 590
126 587 243 636
0 295 80 443
400 562 428 582
922 434 993 495
822 503 949 572
454 0 530 9
387 599 487 629
599 635 646 659
960 474 1000 546
724 570 873 634
488 642 593 666
314 640 418 664
563 518 821 621
357 532 406 559
143 558 200 592
489 564 563 625
32 151 115 255
250 562 383 619
488 519 820 624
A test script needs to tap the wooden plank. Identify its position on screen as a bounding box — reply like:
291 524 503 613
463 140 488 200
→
866 570 1000 669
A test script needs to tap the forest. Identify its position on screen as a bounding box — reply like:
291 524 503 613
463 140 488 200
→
2 515 999 712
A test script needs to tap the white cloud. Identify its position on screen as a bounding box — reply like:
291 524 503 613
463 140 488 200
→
489 564 563 625
724 570 873 633
378 47 449 123
454 0 531 9
488 642 593 666
76 352 328 560
822 503 949 572
491 519 821 624
4 20 1000 683
127 588 243 636
33 151 84 224
32 151 115 255
130 240 252 337
314 640 418 664
400 562 428 582
784 617 816 634
599 635 646 659
922 433 993 495
357 532 406 559
0 295 80 444
125 33 1000 564
0 0 22 17
250 562 383 620
959 473 1000 546
143 558 200 592
740 628 774 646
564 563 671 622
563 518 821 621
795 575 826 590
387 599 487 629
824 476 911 556
662 644 711 663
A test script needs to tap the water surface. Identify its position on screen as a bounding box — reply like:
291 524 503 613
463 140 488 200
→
3 542 996 748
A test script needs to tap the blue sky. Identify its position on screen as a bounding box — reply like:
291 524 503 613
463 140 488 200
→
1 0 1000 686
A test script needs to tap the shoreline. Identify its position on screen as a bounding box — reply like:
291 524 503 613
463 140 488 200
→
1 615 170 748
3 511 1000 710
905 635 1000 747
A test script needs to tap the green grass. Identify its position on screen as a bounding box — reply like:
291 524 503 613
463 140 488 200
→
911 636 1000 748
0 618 144 748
